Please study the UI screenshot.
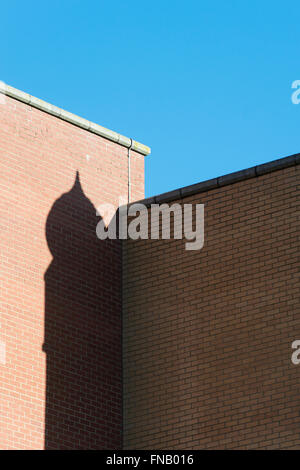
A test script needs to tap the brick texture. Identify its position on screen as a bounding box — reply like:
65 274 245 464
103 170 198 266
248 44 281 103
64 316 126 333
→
1 90 299 451
0 94 144 449
123 164 300 449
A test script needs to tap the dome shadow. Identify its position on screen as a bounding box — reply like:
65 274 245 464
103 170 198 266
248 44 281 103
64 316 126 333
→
43 171 122 449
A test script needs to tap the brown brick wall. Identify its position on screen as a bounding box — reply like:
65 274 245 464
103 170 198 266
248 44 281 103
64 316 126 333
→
0 94 144 449
123 164 300 449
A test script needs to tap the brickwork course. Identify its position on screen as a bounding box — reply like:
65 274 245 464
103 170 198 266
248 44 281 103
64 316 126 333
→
0 85 147 449
123 156 300 449
0 84 299 449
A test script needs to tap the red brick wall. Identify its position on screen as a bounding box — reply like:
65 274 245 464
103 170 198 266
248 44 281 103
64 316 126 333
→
123 164 300 449
0 93 144 449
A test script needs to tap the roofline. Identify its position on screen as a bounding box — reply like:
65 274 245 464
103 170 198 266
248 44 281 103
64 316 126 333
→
131 153 300 207
0 82 151 156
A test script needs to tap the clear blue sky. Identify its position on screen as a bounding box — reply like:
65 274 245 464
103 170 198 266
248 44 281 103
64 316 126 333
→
1 1 299 197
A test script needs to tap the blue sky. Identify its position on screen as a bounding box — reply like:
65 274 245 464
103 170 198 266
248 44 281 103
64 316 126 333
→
1 1 299 197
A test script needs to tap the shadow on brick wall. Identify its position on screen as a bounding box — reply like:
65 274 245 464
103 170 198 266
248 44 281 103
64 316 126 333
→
43 171 122 449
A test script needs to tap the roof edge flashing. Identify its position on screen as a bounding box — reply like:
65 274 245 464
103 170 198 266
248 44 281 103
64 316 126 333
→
128 152 300 208
0 82 151 156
